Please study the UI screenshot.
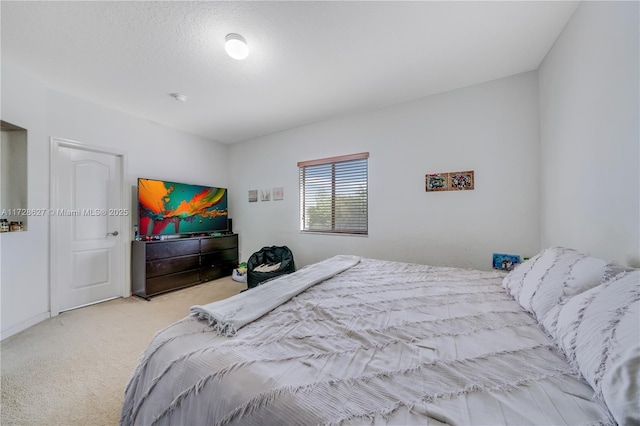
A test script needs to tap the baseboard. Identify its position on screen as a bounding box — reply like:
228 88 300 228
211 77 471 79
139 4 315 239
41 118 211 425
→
0 312 50 341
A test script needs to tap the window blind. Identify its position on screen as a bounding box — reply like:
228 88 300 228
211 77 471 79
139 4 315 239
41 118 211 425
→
298 152 368 235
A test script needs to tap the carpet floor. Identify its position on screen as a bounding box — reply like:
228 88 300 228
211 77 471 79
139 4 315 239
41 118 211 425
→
1 277 245 425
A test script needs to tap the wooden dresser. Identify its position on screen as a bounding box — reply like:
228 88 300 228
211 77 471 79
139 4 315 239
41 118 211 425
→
131 234 238 299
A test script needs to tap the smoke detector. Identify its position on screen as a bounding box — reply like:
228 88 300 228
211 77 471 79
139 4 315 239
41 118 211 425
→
170 93 187 102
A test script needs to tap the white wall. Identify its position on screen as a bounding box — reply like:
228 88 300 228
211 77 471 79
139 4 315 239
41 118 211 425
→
1 60 229 339
539 1 639 266
46 89 230 194
229 72 541 270
1 60 50 339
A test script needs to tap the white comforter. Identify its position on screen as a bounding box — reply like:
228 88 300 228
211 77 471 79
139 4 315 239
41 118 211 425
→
121 258 613 425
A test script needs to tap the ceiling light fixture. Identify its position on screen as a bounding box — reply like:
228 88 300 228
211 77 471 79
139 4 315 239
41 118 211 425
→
170 93 187 102
225 33 249 60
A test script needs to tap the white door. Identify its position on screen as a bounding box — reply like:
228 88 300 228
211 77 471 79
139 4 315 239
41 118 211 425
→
51 139 126 313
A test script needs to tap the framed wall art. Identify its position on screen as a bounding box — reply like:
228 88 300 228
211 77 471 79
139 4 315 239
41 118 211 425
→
426 170 475 192
425 173 448 192
273 187 284 201
449 170 474 190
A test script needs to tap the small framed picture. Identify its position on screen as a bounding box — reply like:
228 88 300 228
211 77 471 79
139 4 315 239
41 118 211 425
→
260 189 271 201
426 173 448 191
248 190 257 203
493 253 521 270
273 187 284 201
449 171 474 190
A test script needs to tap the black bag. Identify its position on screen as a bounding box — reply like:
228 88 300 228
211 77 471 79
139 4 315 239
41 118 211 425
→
246 246 295 288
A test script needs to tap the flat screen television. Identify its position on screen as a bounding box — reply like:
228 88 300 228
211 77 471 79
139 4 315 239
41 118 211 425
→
137 177 228 237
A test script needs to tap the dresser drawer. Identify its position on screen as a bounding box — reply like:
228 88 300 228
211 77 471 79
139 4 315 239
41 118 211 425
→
146 239 200 261
200 235 238 253
145 270 201 296
201 249 238 269
201 264 235 282
146 254 200 278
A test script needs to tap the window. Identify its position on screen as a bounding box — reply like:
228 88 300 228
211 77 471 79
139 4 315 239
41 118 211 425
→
298 152 368 235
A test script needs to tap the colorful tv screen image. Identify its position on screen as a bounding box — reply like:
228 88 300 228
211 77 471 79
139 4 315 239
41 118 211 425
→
138 178 228 236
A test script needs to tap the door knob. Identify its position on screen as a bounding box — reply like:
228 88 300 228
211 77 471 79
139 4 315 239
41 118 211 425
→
107 231 119 236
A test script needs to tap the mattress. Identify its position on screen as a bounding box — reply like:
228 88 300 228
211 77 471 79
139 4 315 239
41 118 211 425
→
121 257 617 425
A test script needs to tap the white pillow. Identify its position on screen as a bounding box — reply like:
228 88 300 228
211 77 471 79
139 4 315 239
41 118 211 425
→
601 345 640 426
502 250 545 293
554 270 640 425
542 261 635 338
502 247 609 337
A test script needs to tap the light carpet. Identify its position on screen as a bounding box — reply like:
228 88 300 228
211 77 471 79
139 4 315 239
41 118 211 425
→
1 277 245 426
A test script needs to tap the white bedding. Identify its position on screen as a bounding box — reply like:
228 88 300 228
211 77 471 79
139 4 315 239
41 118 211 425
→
121 258 615 425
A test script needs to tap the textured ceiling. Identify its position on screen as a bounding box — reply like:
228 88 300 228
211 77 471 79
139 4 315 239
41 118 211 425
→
1 1 579 144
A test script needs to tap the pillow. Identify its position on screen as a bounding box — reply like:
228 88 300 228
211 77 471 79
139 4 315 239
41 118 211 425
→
554 270 640 425
601 345 640 426
542 261 636 338
502 249 545 293
502 247 612 338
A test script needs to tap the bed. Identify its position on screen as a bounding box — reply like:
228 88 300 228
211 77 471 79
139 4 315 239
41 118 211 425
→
121 247 639 425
